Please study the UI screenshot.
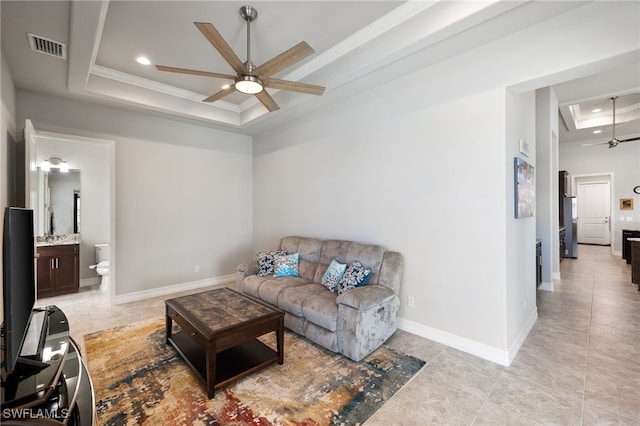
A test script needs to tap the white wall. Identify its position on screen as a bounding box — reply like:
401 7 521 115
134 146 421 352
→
253 1 640 363
1 53 16 210
536 87 560 286
254 78 511 356
505 90 537 351
1 52 17 323
560 138 640 254
16 90 253 297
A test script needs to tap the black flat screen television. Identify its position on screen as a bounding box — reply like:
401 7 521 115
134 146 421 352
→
1 207 36 378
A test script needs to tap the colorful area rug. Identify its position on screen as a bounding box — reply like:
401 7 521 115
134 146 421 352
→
85 319 425 426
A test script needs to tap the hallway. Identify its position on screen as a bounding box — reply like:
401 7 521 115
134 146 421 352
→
534 244 639 422
370 243 640 424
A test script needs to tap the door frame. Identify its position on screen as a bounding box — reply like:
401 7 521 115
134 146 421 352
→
29 123 116 303
572 173 615 255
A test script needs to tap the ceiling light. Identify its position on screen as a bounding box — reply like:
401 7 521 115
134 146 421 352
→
41 157 69 172
593 130 602 134
136 56 151 65
591 108 602 113
235 75 263 94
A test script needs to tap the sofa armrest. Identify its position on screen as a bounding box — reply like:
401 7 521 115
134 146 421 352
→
237 260 259 276
336 285 396 311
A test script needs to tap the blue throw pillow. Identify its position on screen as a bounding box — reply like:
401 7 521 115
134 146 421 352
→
337 261 371 294
321 259 347 293
274 252 299 277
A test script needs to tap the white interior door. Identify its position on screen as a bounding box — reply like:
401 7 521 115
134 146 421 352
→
577 181 611 245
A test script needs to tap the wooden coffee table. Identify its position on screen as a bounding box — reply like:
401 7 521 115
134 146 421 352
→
165 287 284 398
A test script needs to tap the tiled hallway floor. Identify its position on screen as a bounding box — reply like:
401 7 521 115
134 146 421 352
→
38 245 639 425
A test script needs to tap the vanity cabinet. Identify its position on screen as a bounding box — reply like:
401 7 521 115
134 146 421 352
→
37 244 80 297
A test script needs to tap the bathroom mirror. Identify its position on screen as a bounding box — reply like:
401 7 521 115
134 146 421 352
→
36 168 81 236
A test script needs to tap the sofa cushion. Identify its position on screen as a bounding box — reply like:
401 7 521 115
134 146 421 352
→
274 252 299 277
280 237 322 263
257 249 286 276
278 283 326 316
319 240 351 265
302 292 339 332
258 276 310 306
241 274 273 298
321 259 347 292
280 237 322 281
345 243 385 285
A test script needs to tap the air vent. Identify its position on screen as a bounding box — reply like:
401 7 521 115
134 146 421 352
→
27 33 66 59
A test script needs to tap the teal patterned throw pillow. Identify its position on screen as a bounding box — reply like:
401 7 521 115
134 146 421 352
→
274 252 299 277
321 259 347 293
337 260 371 294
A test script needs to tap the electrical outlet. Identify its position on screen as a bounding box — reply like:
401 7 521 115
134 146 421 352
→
407 296 415 308
194 264 200 273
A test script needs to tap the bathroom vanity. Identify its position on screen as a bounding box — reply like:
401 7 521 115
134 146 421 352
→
36 242 80 298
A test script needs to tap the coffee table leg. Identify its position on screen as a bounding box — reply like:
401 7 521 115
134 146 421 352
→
165 311 172 344
206 341 216 398
277 316 284 364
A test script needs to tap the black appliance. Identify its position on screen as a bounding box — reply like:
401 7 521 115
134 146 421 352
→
1 208 37 378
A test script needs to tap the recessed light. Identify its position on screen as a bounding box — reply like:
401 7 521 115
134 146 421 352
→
136 56 151 66
591 108 602 113
593 130 602 134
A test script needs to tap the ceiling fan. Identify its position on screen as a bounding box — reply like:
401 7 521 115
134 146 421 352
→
156 5 325 112
581 96 640 148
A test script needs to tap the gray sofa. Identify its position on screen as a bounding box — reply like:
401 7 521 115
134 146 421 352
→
236 236 403 361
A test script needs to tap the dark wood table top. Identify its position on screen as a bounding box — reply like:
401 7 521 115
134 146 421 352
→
165 287 282 340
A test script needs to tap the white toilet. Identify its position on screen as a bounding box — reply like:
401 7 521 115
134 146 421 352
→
91 243 110 292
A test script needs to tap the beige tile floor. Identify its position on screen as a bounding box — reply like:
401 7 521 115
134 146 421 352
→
36 245 639 425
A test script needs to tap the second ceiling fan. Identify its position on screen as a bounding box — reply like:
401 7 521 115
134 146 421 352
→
156 5 325 112
581 96 640 148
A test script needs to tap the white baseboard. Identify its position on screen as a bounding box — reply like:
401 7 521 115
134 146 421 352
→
538 280 553 291
113 274 235 304
506 308 538 365
398 318 512 366
80 277 100 288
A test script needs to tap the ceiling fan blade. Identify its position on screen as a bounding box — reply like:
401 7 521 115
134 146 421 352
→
254 41 315 78
264 78 325 95
194 22 247 75
255 91 280 112
619 136 640 143
202 86 236 103
156 65 235 80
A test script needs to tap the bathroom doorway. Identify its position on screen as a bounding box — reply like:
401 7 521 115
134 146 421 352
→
27 121 116 302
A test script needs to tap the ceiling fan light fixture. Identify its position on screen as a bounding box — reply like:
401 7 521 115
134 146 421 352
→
235 75 263 94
